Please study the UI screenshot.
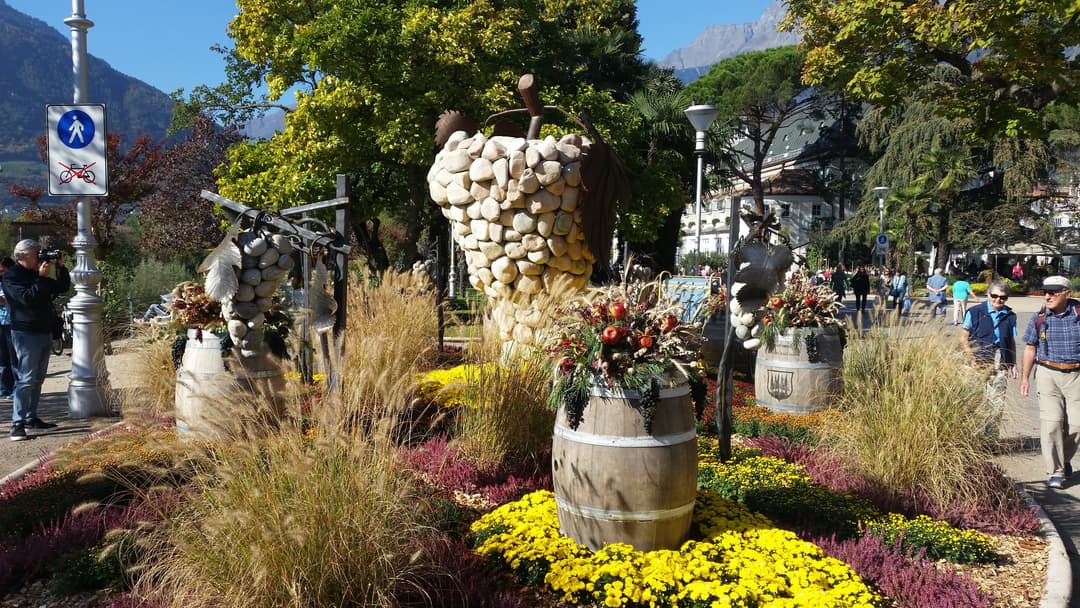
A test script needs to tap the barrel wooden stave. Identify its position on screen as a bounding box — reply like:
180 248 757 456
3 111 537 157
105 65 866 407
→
175 330 285 439
754 329 843 414
552 380 697 552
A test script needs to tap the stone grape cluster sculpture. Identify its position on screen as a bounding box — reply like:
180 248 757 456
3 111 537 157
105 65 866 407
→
200 227 295 358
428 130 595 346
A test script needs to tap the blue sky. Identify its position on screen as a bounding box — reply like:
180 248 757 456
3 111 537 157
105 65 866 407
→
8 0 776 95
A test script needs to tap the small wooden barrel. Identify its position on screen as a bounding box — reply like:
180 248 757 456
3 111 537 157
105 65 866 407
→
175 330 286 439
552 377 697 552
754 327 843 414
700 315 757 378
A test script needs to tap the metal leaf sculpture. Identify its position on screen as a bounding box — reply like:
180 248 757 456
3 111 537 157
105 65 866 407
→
309 258 338 334
197 224 242 302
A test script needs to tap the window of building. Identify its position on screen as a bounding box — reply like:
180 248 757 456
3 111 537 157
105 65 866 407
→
780 203 791 217
812 204 822 217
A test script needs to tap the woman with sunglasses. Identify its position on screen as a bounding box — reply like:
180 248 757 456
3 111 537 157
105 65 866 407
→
1020 275 1080 489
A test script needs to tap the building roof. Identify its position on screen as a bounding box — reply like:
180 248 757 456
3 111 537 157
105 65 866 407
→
727 168 819 197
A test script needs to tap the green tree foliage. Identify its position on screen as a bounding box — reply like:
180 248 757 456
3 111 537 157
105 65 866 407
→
781 0 1080 139
683 46 819 216
180 0 655 274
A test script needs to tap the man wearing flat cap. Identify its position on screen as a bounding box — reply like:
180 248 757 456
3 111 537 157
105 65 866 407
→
1 239 69 441
1020 275 1080 488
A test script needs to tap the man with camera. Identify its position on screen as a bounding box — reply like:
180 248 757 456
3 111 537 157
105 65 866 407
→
2 239 70 441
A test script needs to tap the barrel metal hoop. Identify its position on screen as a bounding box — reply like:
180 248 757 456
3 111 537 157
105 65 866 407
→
755 398 823 413
555 495 696 522
758 360 840 370
184 342 224 350
589 383 690 400
238 370 282 380
553 426 696 448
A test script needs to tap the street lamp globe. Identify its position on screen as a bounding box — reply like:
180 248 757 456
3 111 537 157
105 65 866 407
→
685 102 719 255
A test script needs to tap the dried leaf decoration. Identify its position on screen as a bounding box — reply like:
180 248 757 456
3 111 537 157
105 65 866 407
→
309 258 338 334
198 224 242 302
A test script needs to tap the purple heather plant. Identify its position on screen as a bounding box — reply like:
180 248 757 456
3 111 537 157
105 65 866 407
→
401 436 551 505
813 533 994 608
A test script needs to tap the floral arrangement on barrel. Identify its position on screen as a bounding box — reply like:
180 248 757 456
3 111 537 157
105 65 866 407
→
544 283 707 430
168 281 223 336
756 268 846 352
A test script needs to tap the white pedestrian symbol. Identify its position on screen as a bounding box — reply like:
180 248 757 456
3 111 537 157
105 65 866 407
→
67 116 85 145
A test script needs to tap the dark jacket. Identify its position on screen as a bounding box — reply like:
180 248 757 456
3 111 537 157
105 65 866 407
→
966 302 1017 365
1 263 70 334
849 271 871 295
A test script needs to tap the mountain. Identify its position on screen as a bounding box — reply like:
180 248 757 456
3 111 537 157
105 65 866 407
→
658 1 799 83
0 0 172 201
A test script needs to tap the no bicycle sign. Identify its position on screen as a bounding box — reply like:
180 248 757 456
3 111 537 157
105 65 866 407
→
46 104 108 196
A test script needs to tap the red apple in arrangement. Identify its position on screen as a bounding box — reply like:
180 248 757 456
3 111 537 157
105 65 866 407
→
661 314 678 333
769 296 784 309
610 301 627 320
601 325 625 345
638 335 654 348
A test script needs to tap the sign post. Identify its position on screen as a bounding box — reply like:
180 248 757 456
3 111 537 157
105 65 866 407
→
47 104 107 196
875 233 889 260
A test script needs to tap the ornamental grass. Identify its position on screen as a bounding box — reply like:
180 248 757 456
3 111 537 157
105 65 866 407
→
823 325 1001 517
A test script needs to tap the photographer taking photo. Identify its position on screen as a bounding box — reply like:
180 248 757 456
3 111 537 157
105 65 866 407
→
2 239 70 441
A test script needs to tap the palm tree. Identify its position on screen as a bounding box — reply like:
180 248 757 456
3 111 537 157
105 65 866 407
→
888 185 934 275
914 146 977 270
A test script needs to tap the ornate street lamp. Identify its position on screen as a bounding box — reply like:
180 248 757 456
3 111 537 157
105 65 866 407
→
872 186 890 268
685 102 720 254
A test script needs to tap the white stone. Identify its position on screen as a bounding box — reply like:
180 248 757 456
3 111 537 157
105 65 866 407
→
537 138 558 161
482 138 506 161
255 296 273 313
449 170 471 189
491 256 518 284
505 242 527 259
480 240 503 260
241 268 262 286
570 259 589 275
536 212 556 237
277 254 294 270
537 161 562 186
555 142 581 164
445 131 467 150
228 319 248 338
512 323 535 344
508 150 526 178
448 204 467 223
547 235 568 257
241 234 268 257
492 157 509 188
471 219 490 241
518 168 540 194
435 168 453 187
235 283 255 302
262 266 286 282
567 240 582 261
525 145 542 169
466 201 484 220
469 157 495 182
488 223 503 242
254 280 278 298
545 177 565 196
257 248 279 269
469 181 490 203
523 234 547 252
560 186 579 211
444 149 471 172
447 182 471 206
429 180 448 204
516 260 544 275
515 274 544 296
527 248 550 264
462 234 478 250
479 198 500 221
489 183 506 201
241 253 258 269
466 133 486 158
503 229 522 242
498 209 515 227
477 267 494 286
468 274 481 289
453 221 472 238
512 210 537 233
527 189 561 214
550 254 572 272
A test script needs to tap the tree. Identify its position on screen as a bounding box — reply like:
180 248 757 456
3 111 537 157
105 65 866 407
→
139 114 243 260
179 0 653 276
781 0 1080 139
683 46 821 216
14 133 161 260
913 146 977 269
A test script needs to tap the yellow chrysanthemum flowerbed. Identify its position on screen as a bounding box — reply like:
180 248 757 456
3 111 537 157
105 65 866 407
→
417 363 499 409
471 490 881 608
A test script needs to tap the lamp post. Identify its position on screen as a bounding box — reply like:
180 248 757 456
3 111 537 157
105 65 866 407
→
872 186 890 268
685 103 719 255
65 0 110 417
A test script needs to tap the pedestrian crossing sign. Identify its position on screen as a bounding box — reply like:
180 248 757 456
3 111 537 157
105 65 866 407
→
46 104 108 196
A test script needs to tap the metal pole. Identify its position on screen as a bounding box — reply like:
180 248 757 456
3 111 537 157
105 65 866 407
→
65 0 110 417
694 149 704 254
878 194 885 268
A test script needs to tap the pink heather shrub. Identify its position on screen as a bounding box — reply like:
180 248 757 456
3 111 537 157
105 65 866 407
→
402 436 551 504
813 534 993 608
396 536 533 608
747 436 1040 535
0 499 153 592
0 458 56 500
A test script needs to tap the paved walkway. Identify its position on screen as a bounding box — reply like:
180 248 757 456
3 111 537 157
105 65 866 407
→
0 298 1077 605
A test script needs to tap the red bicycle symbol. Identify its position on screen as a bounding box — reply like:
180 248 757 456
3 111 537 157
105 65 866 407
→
58 161 97 185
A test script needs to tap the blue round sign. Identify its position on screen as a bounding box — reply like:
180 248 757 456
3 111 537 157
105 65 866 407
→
57 110 95 149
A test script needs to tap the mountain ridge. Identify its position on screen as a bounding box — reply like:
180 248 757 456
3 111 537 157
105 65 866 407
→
658 1 798 82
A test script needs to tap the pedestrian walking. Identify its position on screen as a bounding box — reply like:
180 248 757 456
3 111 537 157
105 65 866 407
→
961 280 1017 432
831 265 848 307
951 275 973 326
850 266 871 312
1019 275 1080 488
926 268 948 321
890 270 908 315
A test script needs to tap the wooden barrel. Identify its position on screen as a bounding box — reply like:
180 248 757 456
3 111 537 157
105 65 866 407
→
700 315 757 378
175 330 286 439
552 376 697 552
754 327 843 414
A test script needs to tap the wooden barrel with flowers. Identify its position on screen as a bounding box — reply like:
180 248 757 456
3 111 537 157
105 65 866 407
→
754 326 844 414
552 373 697 552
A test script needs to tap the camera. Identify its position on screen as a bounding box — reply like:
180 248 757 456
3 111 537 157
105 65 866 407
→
39 249 63 262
